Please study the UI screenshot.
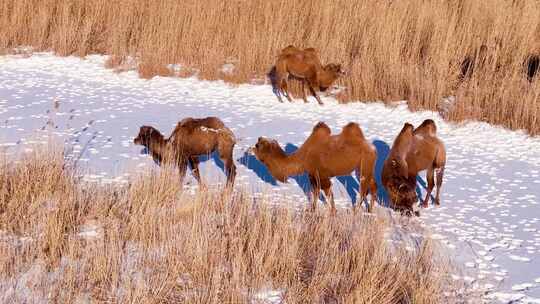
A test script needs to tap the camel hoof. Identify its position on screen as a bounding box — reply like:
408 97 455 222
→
414 211 421 217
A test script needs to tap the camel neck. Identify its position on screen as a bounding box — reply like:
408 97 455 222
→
317 70 335 89
148 137 168 163
266 150 305 182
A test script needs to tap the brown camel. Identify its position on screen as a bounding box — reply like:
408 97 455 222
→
274 45 345 105
382 119 446 214
133 117 236 187
251 122 378 212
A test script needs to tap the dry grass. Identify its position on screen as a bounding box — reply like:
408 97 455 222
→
0 147 464 303
0 0 539 134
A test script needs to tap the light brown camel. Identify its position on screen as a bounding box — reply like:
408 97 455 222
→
274 45 345 105
133 117 236 187
382 119 446 214
251 122 378 212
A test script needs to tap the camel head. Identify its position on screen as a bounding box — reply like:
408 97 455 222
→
251 137 284 163
324 63 345 76
386 157 409 182
133 125 165 148
319 63 345 91
386 176 418 213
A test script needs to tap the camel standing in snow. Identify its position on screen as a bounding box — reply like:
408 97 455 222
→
251 121 378 212
382 119 446 215
134 117 236 187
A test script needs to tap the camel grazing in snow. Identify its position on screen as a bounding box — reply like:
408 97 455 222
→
133 117 237 187
382 119 446 215
274 45 345 105
250 121 378 212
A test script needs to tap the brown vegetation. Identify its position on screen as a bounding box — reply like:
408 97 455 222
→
0 146 462 303
133 117 236 187
1 0 539 134
382 119 446 215
274 45 344 105
251 122 377 212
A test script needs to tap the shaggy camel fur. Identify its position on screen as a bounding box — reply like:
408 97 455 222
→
251 122 378 212
133 117 236 187
382 119 446 214
275 45 344 105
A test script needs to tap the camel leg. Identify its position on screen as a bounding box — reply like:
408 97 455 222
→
301 81 309 103
188 156 203 186
307 78 323 105
309 175 321 211
276 77 287 103
434 166 444 205
421 167 435 208
355 165 375 212
178 158 188 185
274 63 287 103
281 78 294 102
358 177 372 212
218 144 236 188
276 90 285 103
321 178 336 214
223 157 236 188
369 177 378 212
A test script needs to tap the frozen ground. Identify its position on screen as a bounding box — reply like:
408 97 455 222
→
1 53 540 303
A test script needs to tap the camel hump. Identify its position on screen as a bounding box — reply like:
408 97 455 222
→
342 122 364 138
279 45 300 57
392 122 414 148
200 116 226 129
303 47 318 55
414 119 437 136
312 121 331 136
399 123 414 135
178 116 225 131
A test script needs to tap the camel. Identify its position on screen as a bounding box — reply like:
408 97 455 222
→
250 122 378 212
382 119 446 215
133 117 237 187
274 45 345 105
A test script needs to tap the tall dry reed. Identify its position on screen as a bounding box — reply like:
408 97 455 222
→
1 0 539 134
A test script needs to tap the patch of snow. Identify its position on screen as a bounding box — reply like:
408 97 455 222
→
512 283 534 291
509 255 531 262
251 288 283 304
485 292 525 303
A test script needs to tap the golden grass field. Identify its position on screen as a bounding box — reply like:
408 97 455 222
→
0 146 470 303
1 0 539 135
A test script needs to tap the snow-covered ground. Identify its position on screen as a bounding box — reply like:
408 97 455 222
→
1 53 540 303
